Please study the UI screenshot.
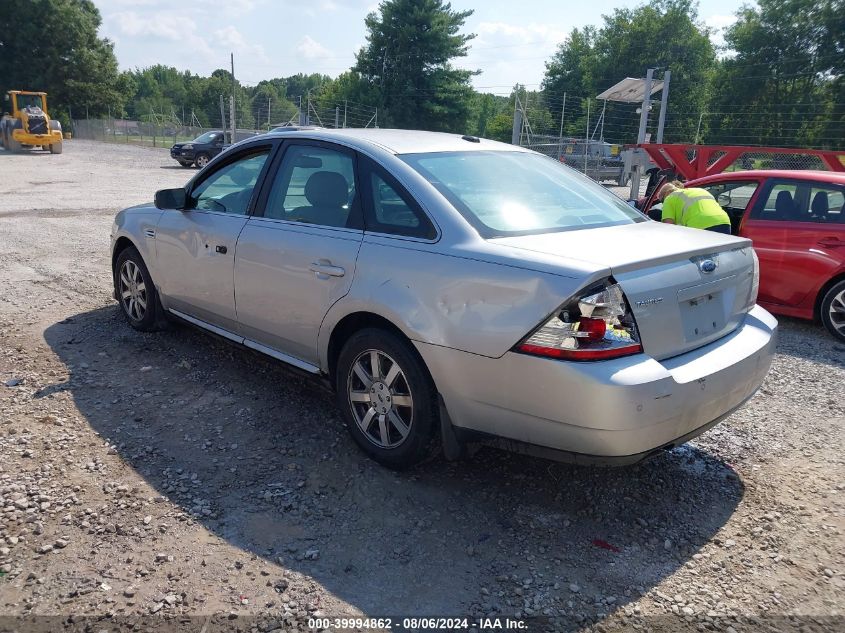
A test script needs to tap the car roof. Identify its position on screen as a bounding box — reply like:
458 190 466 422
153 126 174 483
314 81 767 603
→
261 127 531 155
690 170 845 185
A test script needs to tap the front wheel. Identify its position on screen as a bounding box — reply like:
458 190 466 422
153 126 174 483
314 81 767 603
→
49 141 63 154
820 279 845 342
335 328 439 468
114 246 163 332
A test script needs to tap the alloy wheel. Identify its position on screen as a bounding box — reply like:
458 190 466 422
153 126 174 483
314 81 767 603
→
119 259 148 322
347 349 414 449
829 287 845 337
195 154 209 168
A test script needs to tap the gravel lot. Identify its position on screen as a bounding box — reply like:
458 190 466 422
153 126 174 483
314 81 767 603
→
0 140 843 631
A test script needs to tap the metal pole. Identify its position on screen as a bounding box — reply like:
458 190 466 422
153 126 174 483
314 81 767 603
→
695 112 704 145
229 95 236 142
298 96 306 126
230 53 236 143
220 95 226 135
584 99 589 174
335 106 339 129
629 68 655 200
511 93 522 145
343 100 347 128
656 70 671 143
599 100 606 141
268 97 271 129
557 92 566 159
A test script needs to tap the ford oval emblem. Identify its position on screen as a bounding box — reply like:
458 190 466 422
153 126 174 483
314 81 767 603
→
700 259 717 273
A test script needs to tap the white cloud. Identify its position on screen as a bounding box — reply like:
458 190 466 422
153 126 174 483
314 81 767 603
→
297 35 332 60
214 25 269 63
461 22 568 90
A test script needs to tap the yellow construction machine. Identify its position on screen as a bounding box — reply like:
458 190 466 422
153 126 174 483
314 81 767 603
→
1 91 64 153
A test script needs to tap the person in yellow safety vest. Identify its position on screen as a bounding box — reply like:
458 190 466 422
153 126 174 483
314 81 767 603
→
657 181 733 234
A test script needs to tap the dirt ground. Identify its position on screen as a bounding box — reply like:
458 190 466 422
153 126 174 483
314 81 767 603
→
0 140 842 631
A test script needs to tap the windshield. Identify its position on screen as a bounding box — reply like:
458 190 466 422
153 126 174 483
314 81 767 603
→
193 131 221 144
401 151 644 237
17 94 44 110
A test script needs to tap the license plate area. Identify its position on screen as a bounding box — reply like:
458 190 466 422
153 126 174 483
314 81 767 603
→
679 289 726 341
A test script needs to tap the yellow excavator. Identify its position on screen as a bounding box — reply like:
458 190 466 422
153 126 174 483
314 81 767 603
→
1 90 63 154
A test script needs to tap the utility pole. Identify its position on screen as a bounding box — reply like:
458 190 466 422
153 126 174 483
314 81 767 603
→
343 100 347 128
298 96 306 126
629 68 654 200
656 70 671 143
334 106 339 129
230 53 236 143
268 97 271 129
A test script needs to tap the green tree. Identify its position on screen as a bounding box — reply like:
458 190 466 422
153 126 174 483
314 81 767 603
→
354 0 477 131
0 0 126 123
542 0 715 143
708 0 844 148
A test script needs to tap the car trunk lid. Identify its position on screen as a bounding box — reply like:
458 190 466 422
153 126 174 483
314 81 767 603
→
490 221 757 360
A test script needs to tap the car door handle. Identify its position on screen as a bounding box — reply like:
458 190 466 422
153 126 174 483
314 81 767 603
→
817 237 843 248
309 260 345 278
215 245 228 254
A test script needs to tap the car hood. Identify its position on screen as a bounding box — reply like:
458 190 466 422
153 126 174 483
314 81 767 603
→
488 220 749 274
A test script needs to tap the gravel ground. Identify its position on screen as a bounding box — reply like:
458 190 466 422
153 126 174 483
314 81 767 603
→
0 141 843 632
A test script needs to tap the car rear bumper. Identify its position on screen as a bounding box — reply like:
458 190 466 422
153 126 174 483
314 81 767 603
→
416 305 777 461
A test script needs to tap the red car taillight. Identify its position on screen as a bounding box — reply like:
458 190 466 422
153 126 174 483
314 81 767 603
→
515 282 643 361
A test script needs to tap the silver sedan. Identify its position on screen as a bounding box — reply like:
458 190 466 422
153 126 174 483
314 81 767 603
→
110 129 777 468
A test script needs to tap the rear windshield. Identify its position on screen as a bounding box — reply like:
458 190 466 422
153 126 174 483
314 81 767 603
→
401 150 644 237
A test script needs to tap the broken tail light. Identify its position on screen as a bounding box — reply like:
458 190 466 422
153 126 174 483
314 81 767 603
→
516 282 643 361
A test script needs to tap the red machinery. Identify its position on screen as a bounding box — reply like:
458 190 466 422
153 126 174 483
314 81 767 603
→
628 143 845 180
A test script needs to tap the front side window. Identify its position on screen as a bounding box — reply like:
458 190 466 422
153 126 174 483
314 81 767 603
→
264 145 357 228
401 151 644 237
702 180 759 213
190 149 270 215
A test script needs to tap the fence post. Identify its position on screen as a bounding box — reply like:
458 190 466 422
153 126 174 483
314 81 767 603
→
656 70 671 144
511 94 522 146
629 68 655 200
335 106 339 129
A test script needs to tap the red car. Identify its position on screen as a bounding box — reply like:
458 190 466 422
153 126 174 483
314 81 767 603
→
641 170 845 341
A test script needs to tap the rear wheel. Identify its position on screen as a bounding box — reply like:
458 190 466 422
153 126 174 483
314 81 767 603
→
820 279 845 342
7 134 21 153
335 328 439 468
49 141 63 154
194 152 210 168
114 246 164 332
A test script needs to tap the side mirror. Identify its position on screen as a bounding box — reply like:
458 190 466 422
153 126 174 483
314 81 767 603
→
717 191 732 207
155 188 187 210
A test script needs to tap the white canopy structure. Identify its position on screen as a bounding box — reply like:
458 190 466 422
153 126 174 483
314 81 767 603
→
596 77 664 103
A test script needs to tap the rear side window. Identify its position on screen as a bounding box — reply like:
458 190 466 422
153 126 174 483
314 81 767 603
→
754 181 845 223
361 159 436 239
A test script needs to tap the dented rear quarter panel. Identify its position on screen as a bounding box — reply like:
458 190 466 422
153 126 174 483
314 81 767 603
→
317 233 610 368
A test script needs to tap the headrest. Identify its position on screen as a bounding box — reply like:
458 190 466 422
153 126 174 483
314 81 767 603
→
305 171 348 208
811 191 829 217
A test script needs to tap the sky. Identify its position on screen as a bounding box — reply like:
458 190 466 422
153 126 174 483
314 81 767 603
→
94 0 746 94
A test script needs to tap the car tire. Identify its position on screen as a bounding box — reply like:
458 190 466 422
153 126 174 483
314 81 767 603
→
820 279 845 342
114 246 164 332
178 161 192 168
194 153 210 169
49 141 63 154
335 328 439 469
